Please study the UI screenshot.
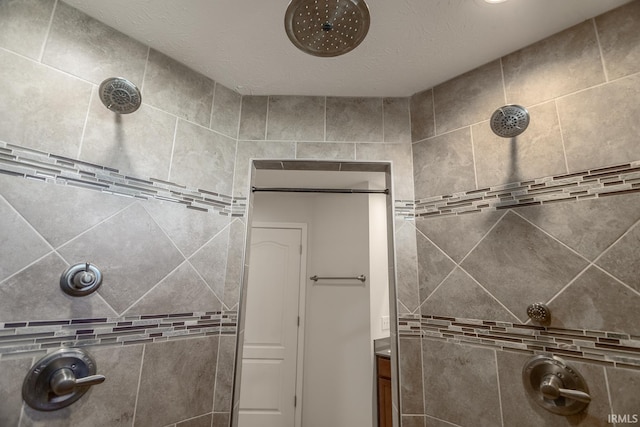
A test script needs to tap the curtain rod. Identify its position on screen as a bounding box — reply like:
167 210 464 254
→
251 186 389 195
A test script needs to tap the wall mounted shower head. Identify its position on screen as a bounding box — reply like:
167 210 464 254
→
490 104 529 138
98 77 142 114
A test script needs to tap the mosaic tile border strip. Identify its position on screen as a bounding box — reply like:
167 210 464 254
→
398 314 640 371
414 161 640 218
0 143 412 219
0 311 238 360
0 142 245 217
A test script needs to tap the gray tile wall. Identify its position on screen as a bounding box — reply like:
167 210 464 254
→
0 2 414 426
408 2 640 425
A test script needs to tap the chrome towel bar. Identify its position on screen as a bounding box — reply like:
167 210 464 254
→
310 274 366 283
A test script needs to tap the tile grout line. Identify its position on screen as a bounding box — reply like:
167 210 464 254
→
590 217 640 267
76 83 95 159
554 99 570 174
381 98 386 143
593 264 640 299
603 366 618 427
0 193 56 253
494 350 506 427
209 82 217 130
131 343 146 427
431 88 437 137
323 96 327 142
264 96 270 141
38 0 57 63
592 18 610 83
499 57 508 105
469 125 479 190
139 46 150 93
166 117 179 181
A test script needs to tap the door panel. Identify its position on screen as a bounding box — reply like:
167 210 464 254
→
239 227 302 427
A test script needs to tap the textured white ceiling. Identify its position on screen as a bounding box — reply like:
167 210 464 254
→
61 0 632 97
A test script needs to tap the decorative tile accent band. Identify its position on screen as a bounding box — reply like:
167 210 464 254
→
414 161 640 219
398 314 640 371
0 142 244 217
0 142 411 218
0 311 238 360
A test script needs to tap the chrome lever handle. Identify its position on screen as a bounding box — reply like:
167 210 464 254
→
540 374 591 403
50 368 106 396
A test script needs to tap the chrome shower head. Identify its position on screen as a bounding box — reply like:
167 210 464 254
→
98 77 142 114
490 104 530 138
284 0 370 57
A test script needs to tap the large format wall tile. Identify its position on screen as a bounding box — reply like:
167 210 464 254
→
421 267 518 322
518 193 640 261
606 367 640 418
597 222 640 293
233 141 296 197
596 0 640 80
394 221 420 313
143 198 230 258
0 175 133 248
296 142 355 160
238 96 268 140
497 351 612 427
144 49 214 127
410 89 434 142
399 337 424 415
422 340 501 427
356 142 414 200
461 212 589 322
472 101 567 188
170 120 236 194
57 203 184 314
0 357 34 426
211 83 241 138
0 252 115 321
223 219 246 309
326 97 383 142
502 20 604 107
383 97 411 143
81 88 176 180
433 60 504 135
0 49 91 156
177 414 213 427
214 335 237 413
415 211 504 263
548 266 640 336
135 336 218 427
189 226 231 304
22 345 144 427
43 2 147 85
402 416 426 427
0 0 54 59
0 196 51 283
415 231 455 302
558 73 640 171
124 262 222 316
412 128 475 199
212 413 231 427
267 95 325 141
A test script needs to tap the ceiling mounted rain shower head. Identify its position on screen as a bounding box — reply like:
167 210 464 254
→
98 77 142 114
284 0 371 57
490 104 530 138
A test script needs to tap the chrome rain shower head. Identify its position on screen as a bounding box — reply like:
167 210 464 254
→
98 77 142 114
284 0 371 57
490 104 530 138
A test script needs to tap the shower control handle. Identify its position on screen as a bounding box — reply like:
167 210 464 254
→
540 374 591 403
50 368 105 396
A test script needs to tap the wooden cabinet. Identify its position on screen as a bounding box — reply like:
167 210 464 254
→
376 355 392 427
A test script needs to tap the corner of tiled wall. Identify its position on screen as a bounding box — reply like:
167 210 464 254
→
405 1 640 425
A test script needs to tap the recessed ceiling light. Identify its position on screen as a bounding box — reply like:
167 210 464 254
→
484 0 508 3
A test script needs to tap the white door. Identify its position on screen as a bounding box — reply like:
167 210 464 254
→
239 226 304 427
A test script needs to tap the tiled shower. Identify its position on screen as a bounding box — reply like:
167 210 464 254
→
0 1 639 426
